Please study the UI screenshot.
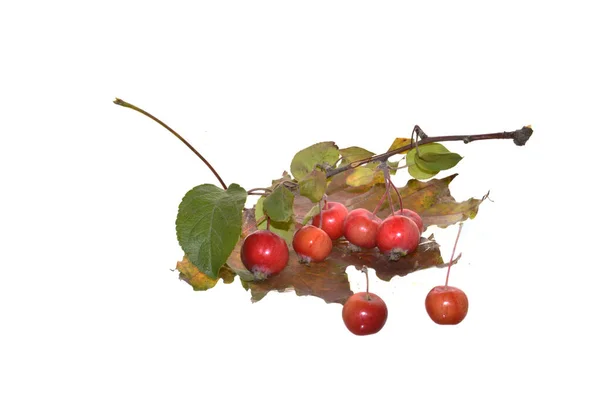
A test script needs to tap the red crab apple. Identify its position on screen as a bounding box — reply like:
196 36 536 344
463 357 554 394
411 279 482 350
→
425 223 468 325
394 208 424 233
425 286 469 325
241 230 289 280
342 267 388 336
376 215 421 260
342 208 381 249
311 201 348 240
292 225 333 263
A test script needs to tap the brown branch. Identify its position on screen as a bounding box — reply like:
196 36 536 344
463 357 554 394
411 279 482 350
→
326 125 533 179
114 98 228 190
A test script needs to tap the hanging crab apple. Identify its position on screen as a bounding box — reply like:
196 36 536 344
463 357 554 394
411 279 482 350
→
425 286 469 325
311 201 348 240
425 223 469 325
343 208 382 249
241 230 289 280
292 225 333 263
394 208 424 233
342 266 388 336
376 215 421 260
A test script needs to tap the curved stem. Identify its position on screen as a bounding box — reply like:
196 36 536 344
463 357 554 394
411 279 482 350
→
266 216 271 231
326 126 533 179
114 98 228 190
388 176 404 213
445 223 464 287
247 188 273 196
382 164 395 215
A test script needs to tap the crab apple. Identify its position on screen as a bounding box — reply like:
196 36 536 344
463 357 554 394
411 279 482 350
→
311 201 348 240
241 230 289 280
342 292 388 336
394 208 424 233
376 215 421 260
342 208 382 249
292 225 333 263
425 286 469 325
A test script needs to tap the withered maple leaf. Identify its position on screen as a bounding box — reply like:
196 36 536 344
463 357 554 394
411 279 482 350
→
178 173 485 304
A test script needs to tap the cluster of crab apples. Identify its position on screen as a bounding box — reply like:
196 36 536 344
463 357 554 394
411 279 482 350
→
240 201 468 335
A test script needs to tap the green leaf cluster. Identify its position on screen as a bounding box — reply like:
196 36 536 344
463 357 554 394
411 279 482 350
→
407 143 462 179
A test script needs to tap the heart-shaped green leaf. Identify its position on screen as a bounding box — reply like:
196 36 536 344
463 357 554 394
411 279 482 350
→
176 183 247 279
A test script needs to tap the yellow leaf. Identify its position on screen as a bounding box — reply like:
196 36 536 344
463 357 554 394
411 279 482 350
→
176 256 235 291
346 167 375 187
388 137 412 154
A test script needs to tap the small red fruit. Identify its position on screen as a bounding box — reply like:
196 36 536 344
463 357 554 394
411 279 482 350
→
292 225 333 263
394 208 424 233
342 208 381 249
376 215 421 260
342 292 388 336
311 201 348 240
241 230 289 279
425 286 469 325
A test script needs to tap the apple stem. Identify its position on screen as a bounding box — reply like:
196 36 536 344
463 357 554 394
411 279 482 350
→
318 200 323 229
326 125 533 179
114 98 228 190
445 223 464 287
383 166 395 214
266 216 271 231
388 176 404 213
361 265 371 301
372 190 387 215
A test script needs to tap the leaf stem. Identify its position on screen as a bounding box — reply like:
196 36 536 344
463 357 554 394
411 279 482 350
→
114 98 228 190
445 223 463 287
326 125 533 179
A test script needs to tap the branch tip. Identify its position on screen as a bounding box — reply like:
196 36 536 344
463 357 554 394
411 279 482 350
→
513 126 534 146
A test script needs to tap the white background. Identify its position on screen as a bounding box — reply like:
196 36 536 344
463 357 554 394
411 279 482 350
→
1 1 598 397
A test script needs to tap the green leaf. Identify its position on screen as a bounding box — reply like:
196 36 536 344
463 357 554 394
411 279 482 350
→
387 160 400 175
263 185 294 222
176 183 247 279
290 141 339 180
346 167 376 187
299 169 327 203
406 144 457 179
417 151 463 172
255 196 296 243
406 148 438 180
339 146 375 167
270 171 293 188
301 203 322 225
